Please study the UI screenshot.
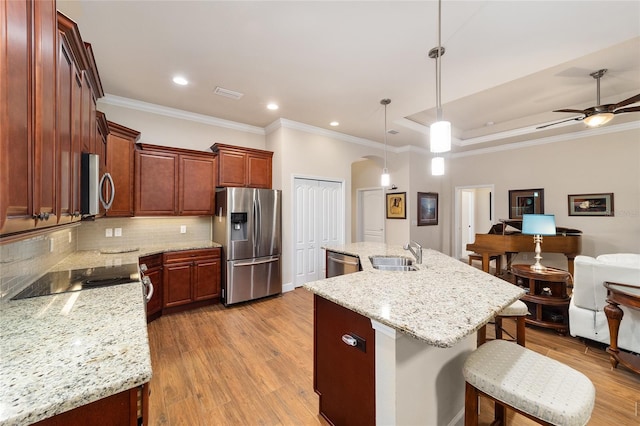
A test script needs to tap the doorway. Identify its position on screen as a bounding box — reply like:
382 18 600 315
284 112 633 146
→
454 185 494 260
356 187 385 242
293 177 344 287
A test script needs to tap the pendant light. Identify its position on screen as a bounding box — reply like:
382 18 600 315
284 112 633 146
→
429 0 450 175
380 98 391 187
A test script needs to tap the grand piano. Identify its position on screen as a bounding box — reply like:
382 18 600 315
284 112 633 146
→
466 220 582 275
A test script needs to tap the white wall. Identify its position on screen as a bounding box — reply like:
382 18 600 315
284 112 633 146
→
447 127 640 258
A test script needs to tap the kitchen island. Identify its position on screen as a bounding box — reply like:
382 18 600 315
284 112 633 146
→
304 242 524 426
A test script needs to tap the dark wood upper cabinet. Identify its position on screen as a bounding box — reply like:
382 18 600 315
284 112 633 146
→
134 144 215 216
212 143 273 189
0 4 103 237
0 0 61 235
105 121 140 217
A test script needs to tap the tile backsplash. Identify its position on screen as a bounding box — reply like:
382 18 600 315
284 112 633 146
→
0 227 77 300
1 216 213 301
76 216 212 251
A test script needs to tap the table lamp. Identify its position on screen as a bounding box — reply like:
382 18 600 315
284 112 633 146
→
522 214 556 271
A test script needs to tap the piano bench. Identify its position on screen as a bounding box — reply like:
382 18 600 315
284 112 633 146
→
468 253 502 276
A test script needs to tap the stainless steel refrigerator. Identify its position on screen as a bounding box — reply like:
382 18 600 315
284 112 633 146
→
214 188 282 305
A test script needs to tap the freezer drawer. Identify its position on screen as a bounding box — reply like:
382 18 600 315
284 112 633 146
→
224 255 281 305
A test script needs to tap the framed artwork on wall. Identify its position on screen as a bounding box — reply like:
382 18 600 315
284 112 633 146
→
417 192 438 226
386 192 406 219
508 188 544 219
568 193 614 216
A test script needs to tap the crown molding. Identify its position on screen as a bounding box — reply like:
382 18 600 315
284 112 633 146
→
452 120 640 158
98 94 265 135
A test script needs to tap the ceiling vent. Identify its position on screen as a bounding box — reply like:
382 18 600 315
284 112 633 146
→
214 86 244 100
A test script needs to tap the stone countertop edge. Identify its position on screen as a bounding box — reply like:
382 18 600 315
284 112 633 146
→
0 240 222 426
303 242 525 348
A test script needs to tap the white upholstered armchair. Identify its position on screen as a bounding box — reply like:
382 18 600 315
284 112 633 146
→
569 253 640 353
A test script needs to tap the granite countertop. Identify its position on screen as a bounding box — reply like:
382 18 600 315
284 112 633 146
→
304 242 525 348
0 283 151 425
0 240 222 425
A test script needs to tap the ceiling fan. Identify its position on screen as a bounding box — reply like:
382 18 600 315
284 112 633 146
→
537 69 640 130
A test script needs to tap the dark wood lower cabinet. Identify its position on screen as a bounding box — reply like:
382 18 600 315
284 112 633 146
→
163 248 221 313
32 383 148 426
314 295 375 426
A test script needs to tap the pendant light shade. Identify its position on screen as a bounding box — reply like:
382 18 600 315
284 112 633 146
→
432 157 445 176
380 98 391 187
381 170 390 187
430 120 451 153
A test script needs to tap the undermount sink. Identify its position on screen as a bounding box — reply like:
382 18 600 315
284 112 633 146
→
369 256 417 271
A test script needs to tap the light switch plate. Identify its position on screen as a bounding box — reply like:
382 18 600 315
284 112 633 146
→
114 228 122 237
105 228 113 238
180 225 187 234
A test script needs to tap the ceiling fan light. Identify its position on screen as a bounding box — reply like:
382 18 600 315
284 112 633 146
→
430 120 451 153
431 157 445 176
381 169 390 187
583 112 614 127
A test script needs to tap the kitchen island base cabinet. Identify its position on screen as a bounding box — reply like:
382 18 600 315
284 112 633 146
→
32 383 149 426
314 295 375 426
139 254 163 322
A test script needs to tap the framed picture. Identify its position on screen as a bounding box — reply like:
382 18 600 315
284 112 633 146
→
568 193 614 216
508 188 544 219
417 192 438 226
386 192 406 219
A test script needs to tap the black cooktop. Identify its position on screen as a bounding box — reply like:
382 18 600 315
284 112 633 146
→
11 264 140 300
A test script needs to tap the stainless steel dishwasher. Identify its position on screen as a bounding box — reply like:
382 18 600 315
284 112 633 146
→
326 250 361 278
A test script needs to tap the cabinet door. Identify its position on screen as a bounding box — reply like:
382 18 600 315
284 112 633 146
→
247 153 272 189
0 0 33 234
193 257 220 301
56 35 74 224
106 133 134 216
33 0 57 228
163 262 193 308
314 295 375 425
217 150 246 187
179 155 215 215
135 150 178 215
70 68 83 221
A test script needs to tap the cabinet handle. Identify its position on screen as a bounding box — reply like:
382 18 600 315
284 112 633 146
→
341 334 357 347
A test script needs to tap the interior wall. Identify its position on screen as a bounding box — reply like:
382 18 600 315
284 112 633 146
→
268 126 388 286
97 102 265 152
350 158 384 242
447 127 640 258
409 151 445 251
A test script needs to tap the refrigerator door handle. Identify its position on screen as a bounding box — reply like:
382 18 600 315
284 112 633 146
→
234 258 279 267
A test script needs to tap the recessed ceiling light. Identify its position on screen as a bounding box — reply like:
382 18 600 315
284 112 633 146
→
267 103 279 110
330 121 339 127
172 76 188 86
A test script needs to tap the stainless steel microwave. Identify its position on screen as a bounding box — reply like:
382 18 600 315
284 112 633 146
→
81 153 114 216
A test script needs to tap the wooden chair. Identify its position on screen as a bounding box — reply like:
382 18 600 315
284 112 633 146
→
468 252 502 276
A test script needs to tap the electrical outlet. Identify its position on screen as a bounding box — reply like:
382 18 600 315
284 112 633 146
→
105 228 113 238
180 225 187 234
49 239 54 253
68 231 72 243
114 228 122 237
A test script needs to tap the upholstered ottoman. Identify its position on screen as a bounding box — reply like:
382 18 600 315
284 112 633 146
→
463 339 595 426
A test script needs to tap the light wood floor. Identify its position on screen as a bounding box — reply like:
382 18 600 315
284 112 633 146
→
147 288 640 425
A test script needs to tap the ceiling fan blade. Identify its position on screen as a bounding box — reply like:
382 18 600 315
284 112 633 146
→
614 106 640 114
536 116 583 130
553 108 587 114
614 93 640 109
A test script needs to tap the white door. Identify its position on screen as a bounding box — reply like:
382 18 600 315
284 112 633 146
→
461 190 474 259
293 178 344 287
455 185 494 260
357 188 385 242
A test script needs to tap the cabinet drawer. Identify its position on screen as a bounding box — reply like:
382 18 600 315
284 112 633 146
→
163 248 220 263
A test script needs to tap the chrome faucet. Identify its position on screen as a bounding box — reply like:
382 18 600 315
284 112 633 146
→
403 241 422 264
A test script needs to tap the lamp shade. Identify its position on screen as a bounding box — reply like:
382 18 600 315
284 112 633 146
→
522 214 556 236
430 121 451 153
381 170 390 187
